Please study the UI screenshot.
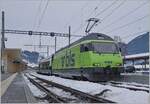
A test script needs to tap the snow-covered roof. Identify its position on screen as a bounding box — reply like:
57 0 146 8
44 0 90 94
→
22 59 28 63
124 53 149 59
28 63 38 67
39 57 51 63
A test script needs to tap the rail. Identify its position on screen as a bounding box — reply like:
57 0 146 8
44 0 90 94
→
108 81 149 93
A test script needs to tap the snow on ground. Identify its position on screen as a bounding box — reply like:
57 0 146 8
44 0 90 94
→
46 87 77 102
23 74 51 103
31 72 149 104
22 74 46 98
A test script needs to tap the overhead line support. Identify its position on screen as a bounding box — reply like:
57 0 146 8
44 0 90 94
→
4 29 83 38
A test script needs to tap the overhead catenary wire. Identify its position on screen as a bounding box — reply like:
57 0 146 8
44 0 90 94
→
100 1 149 31
34 0 50 55
73 0 118 34
71 2 92 34
122 30 149 40
72 22 86 34
86 1 104 18
89 0 125 33
95 0 118 17
80 1 104 34
72 1 105 34
36 0 50 30
119 30 149 43
64 1 89 43
31 0 43 52
32 0 43 30
92 0 126 32
105 14 149 34
64 1 89 29
102 0 126 21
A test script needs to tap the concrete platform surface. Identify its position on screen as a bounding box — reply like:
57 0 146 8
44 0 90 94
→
1 73 37 103
1 73 13 81
1 73 18 96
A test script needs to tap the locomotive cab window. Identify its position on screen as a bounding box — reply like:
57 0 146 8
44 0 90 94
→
80 43 92 52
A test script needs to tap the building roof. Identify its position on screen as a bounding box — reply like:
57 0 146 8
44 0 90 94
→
124 52 149 60
127 32 149 55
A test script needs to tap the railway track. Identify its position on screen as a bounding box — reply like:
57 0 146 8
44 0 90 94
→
105 81 149 93
24 74 66 103
32 71 149 93
109 81 149 88
25 73 115 103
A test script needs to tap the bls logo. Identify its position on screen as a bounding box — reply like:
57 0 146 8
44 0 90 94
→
61 50 75 67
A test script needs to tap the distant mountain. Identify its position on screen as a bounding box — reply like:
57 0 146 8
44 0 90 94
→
22 50 39 64
127 32 149 55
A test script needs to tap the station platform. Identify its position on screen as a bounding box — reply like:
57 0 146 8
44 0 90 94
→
1 72 37 103
1 73 13 81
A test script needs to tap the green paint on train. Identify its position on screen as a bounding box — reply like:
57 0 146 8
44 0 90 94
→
52 33 123 72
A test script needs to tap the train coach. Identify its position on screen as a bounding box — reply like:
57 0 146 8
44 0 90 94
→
51 33 123 81
38 57 52 75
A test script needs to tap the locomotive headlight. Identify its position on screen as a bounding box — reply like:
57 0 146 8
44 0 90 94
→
116 63 122 66
93 63 101 66
93 63 97 66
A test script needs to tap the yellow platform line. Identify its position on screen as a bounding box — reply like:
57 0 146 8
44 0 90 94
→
1 73 18 96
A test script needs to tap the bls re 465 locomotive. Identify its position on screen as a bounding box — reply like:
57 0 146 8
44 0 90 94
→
39 33 123 81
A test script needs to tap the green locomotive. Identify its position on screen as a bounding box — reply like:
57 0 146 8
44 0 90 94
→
51 33 123 81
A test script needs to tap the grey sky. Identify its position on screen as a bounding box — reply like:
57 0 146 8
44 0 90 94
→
1 0 150 56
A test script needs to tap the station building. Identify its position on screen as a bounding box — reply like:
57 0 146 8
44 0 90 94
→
123 32 149 71
1 48 27 73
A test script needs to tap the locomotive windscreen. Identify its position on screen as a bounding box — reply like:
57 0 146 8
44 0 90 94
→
92 42 119 53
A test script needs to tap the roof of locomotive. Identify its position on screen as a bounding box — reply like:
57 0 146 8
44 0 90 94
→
55 33 114 54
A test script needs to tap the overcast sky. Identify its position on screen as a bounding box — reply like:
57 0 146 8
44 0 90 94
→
0 0 150 56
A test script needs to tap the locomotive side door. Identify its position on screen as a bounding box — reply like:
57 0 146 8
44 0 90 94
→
80 44 87 67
